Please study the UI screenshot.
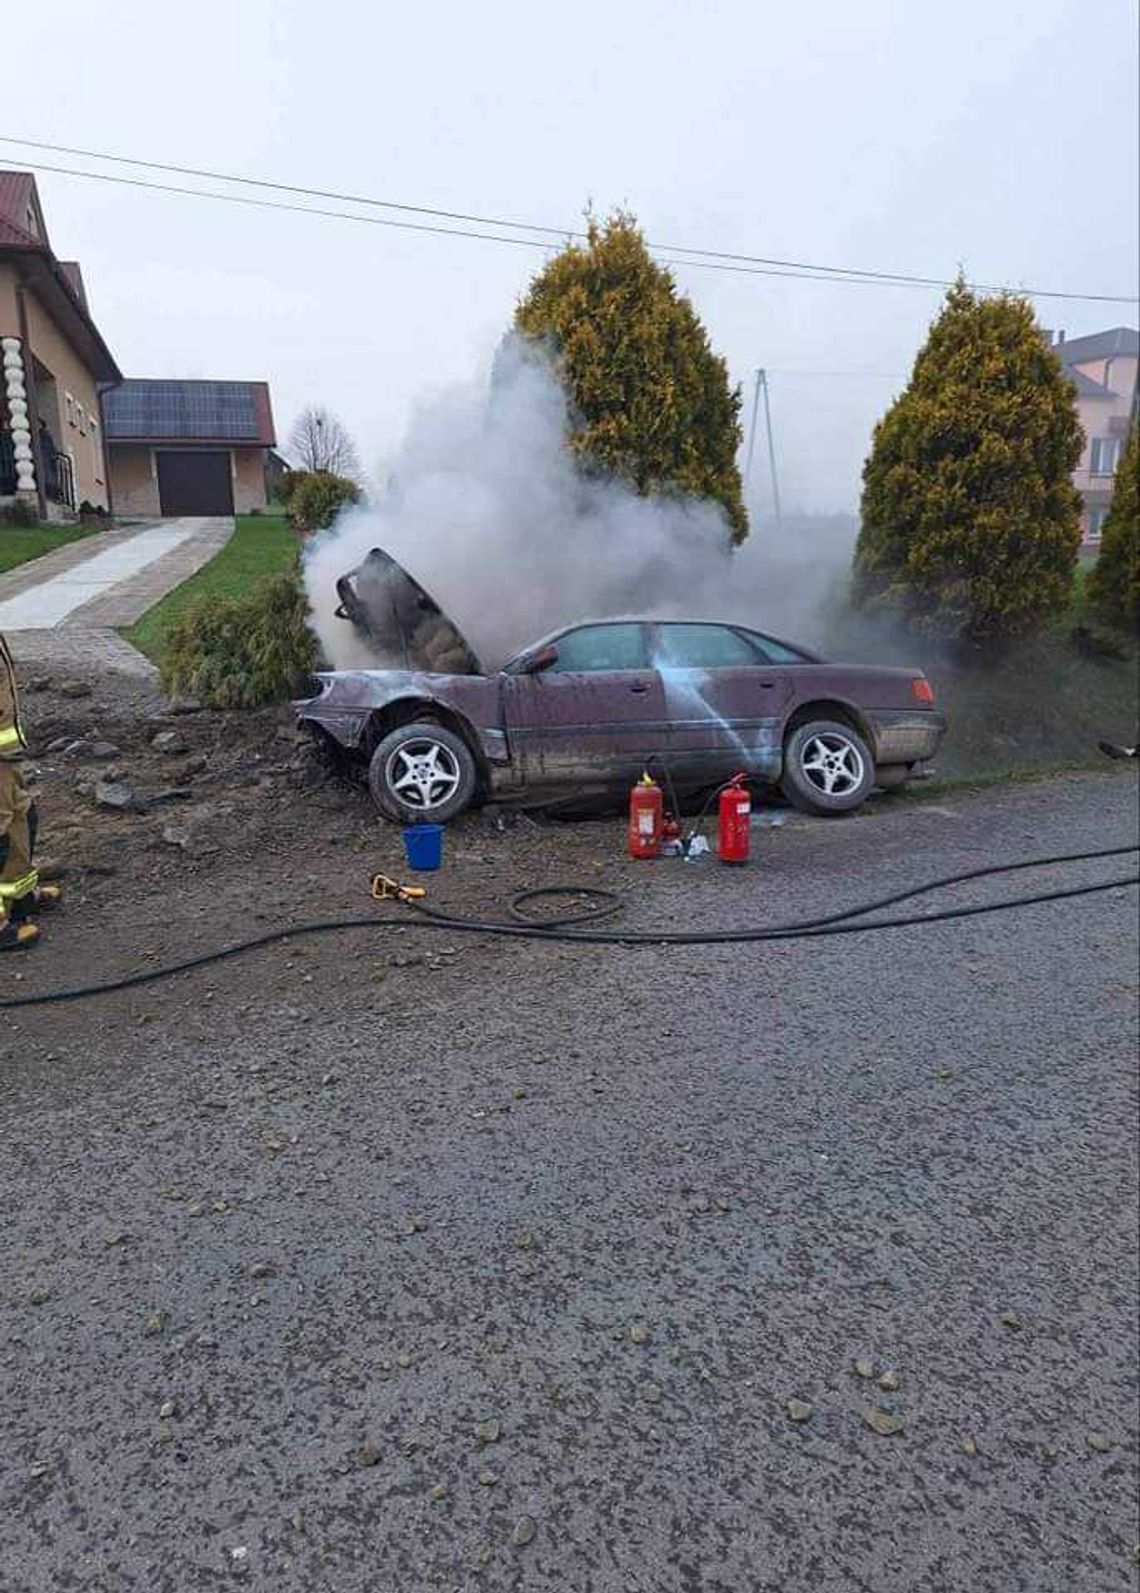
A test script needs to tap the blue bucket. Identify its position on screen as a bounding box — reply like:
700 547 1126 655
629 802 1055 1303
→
402 822 444 872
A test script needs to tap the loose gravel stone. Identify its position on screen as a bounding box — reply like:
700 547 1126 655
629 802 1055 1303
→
863 1408 905 1437
786 1399 813 1422
512 1516 537 1548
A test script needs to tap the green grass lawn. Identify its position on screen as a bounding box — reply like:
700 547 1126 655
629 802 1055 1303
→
0 522 99 576
125 514 301 666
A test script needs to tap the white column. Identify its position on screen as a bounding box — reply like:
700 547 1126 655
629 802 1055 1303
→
2 336 36 495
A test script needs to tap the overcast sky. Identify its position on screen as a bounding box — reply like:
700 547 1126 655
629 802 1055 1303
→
6 0 1138 519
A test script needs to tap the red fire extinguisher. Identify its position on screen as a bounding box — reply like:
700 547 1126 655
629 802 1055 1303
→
718 774 751 864
629 773 664 859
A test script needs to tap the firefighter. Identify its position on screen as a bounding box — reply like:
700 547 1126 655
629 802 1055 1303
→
1 631 61 951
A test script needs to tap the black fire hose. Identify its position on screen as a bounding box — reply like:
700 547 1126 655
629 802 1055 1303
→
1 843 1136 1011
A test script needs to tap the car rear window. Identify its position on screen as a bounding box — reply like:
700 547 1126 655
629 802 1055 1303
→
655 623 764 669
548 623 649 673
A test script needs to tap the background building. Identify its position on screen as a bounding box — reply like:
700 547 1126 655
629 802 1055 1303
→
1046 327 1138 548
103 379 276 517
1 172 121 517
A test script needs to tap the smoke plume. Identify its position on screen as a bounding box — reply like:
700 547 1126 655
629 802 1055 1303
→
303 338 857 670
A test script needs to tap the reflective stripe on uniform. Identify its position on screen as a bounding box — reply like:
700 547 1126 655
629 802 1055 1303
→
0 869 38 900
0 725 23 749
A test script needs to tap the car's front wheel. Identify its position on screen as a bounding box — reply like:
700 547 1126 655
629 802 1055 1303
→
368 721 478 824
781 719 874 815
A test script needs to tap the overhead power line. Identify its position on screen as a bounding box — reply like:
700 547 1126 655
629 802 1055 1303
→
2 133 1136 304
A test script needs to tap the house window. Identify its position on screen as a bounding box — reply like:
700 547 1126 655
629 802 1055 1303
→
1090 437 1121 474
65 393 76 427
90 417 102 484
1087 506 1109 540
76 404 87 436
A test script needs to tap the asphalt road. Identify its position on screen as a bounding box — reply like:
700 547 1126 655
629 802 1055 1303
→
2 770 1138 1592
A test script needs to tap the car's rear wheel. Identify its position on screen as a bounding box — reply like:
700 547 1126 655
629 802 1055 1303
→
781 719 875 815
369 721 478 824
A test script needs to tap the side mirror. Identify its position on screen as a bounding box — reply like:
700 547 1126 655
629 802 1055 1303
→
523 643 559 675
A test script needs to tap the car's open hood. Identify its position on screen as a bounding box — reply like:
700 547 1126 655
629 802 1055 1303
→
335 548 483 676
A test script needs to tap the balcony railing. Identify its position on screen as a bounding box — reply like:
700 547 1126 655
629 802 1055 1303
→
1 431 77 511
45 444 76 511
0 430 15 497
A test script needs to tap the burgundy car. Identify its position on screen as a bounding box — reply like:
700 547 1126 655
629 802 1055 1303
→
295 548 947 823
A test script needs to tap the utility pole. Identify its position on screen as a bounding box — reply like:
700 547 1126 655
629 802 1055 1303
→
745 367 783 530
759 368 782 531
745 368 762 487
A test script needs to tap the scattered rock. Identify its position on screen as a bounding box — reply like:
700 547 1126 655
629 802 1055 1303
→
640 1381 663 1405
45 736 71 754
57 679 92 699
862 1408 905 1437
998 1310 1023 1331
94 780 135 811
477 1468 498 1486
180 754 210 776
140 787 193 810
629 1323 650 1346
512 1515 537 1548
158 1399 178 1420
162 825 190 849
143 1311 166 1336
88 742 121 760
355 1444 381 1468
512 1086 527 1101
1087 1433 1112 1454
877 1369 902 1392
786 1399 813 1423
152 731 188 754
854 1357 875 1379
962 1436 978 1457
429 1483 448 1501
396 1352 413 1369
104 1231 128 1248
249 1262 275 1279
167 696 203 715
515 1230 535 1251
63 739 92 757
475 1418 501 1445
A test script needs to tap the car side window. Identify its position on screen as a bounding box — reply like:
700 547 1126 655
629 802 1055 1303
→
654 623 762 669
547 623 649 673
748 633 810 664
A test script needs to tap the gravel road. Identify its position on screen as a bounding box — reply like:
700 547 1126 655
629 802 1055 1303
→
2 769 1137 1592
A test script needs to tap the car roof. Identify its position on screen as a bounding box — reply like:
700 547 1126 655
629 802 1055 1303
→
515 616 822 661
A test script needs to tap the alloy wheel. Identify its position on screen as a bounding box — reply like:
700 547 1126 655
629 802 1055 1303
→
800 731 865 797
386 737 462 811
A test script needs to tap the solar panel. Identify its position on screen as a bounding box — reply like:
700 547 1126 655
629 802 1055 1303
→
104 382 262 440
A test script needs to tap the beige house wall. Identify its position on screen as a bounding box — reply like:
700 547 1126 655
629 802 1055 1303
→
233 447 269 512
0 263 19 335
18 282 111 510
108 444 269 516
108 444 160 517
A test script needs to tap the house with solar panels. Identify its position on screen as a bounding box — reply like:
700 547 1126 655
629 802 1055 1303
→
102 379 277 517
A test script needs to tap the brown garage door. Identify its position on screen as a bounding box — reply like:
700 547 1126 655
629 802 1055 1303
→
156 451 234 516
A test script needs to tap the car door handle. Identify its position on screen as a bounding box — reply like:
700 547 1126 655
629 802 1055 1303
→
758 680 777 689
629 681 651 694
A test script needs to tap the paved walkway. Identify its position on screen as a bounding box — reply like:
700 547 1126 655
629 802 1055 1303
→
0 516 233 678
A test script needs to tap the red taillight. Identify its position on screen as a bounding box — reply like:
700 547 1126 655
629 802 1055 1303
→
911 676 935 705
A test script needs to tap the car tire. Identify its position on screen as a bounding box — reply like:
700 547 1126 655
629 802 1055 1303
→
780 719 875 816
369 721 478 825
